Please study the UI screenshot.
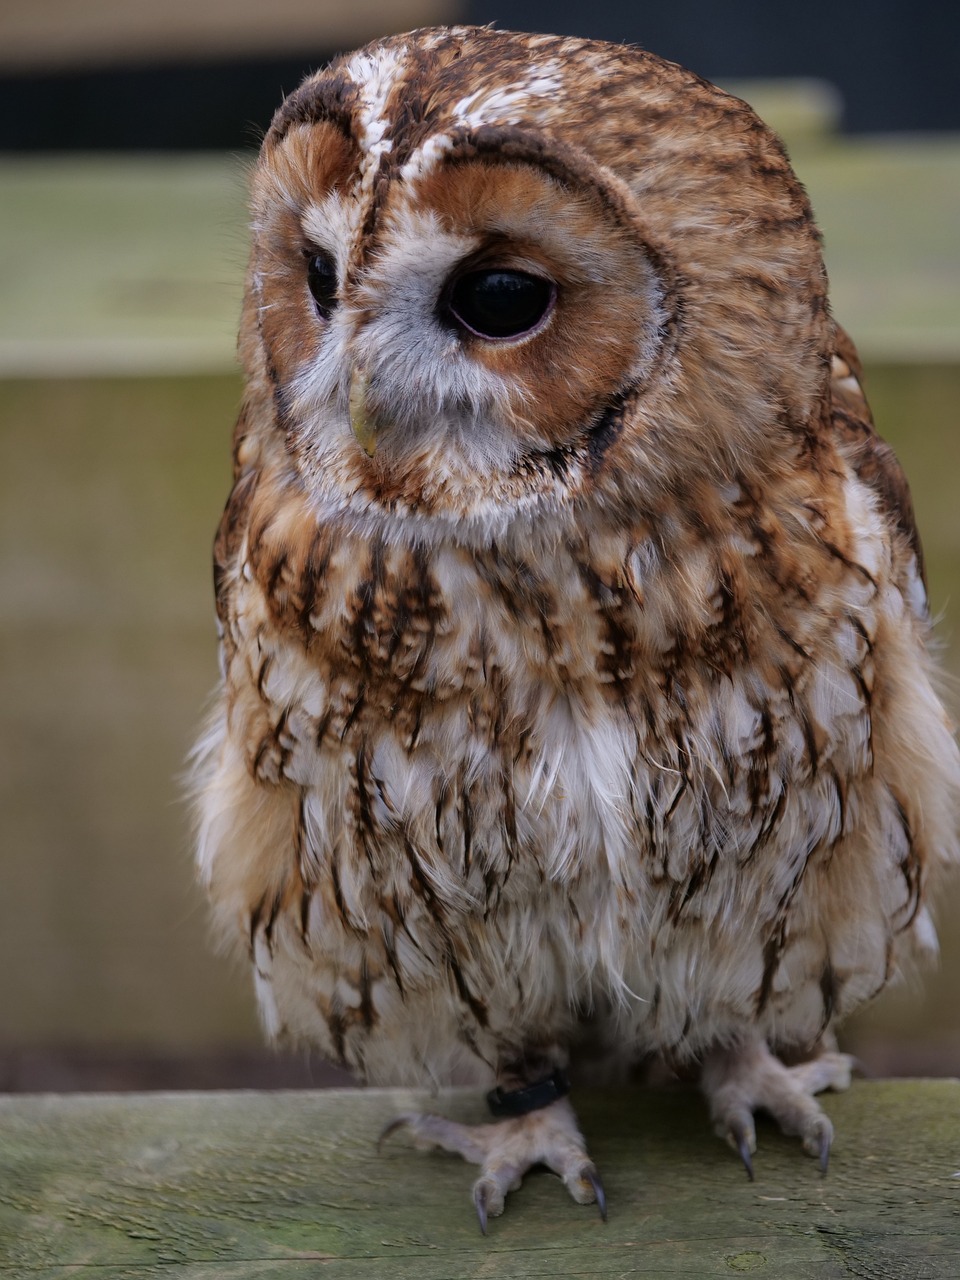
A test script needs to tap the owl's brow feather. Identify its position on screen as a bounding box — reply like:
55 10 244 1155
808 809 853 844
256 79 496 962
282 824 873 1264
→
267 71 361 146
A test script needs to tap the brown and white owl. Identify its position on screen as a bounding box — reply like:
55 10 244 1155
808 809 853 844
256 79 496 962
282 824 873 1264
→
192 25 960 1228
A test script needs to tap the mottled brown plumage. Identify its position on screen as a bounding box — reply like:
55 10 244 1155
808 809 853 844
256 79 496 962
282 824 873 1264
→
193 26 960 1224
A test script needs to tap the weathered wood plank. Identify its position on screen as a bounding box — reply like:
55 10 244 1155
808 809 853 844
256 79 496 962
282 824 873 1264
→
3 138 960 376
1 1082 958 1277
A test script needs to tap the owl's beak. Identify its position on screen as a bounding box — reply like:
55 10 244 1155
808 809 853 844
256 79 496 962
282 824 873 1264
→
349 366 378 457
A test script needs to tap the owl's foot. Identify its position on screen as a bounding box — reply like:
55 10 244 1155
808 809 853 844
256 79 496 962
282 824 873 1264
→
701 1038 854 1178
379 1096 605 1232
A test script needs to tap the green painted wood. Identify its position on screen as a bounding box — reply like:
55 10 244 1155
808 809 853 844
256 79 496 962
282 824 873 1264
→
1 131 959 375
1 1081 958 1277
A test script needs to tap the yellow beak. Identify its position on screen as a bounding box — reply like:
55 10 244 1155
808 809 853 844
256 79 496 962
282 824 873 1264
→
349 366 378 457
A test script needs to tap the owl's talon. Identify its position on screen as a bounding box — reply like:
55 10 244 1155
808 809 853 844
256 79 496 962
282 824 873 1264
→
728 1121 756 1181
376 1114 411 1153
474 1180 490 1235
584 1167 608 1220
703 1039 851 1176
818 1127 832 1175
378 1096 599 1223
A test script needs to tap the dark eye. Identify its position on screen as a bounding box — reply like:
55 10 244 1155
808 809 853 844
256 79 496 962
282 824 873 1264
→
445 269 555 340
306 249 338 319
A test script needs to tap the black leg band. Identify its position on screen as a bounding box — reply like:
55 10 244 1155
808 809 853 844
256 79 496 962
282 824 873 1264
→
486 1068 571 1118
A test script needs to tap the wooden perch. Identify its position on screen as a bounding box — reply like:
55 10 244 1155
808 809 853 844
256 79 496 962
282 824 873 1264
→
1 1080 958 1276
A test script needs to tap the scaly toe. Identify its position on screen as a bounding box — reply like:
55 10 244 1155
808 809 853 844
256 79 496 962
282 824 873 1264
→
703 1038 847 1175
378 1097 603 1226
473 1176 505 1233
799 1112 834 1171
792 1052 855 1095
379 1110 491 1162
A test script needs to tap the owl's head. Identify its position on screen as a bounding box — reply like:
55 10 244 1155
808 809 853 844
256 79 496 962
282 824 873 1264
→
242 26 830 543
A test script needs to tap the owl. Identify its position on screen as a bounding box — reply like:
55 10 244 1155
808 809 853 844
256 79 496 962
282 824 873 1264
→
193 25 960 1229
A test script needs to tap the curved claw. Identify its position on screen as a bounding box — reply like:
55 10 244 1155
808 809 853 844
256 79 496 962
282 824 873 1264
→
585 1168 608 1221
730 1124 755 1181
818 1128 832 1175
474 1181 489 1236
376 1115 410 1154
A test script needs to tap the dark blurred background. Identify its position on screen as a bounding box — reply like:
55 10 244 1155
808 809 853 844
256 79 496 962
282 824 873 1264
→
2 0 959 148
1 0 958 1092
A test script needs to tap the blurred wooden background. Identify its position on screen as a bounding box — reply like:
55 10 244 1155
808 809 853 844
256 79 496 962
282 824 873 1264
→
0 0 451 68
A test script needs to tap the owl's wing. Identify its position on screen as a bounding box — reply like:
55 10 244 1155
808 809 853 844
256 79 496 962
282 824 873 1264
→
213 405 259 642
828 323 926 589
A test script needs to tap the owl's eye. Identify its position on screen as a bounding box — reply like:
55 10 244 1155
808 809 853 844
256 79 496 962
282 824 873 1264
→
445 269 555 340
306 249 338 319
